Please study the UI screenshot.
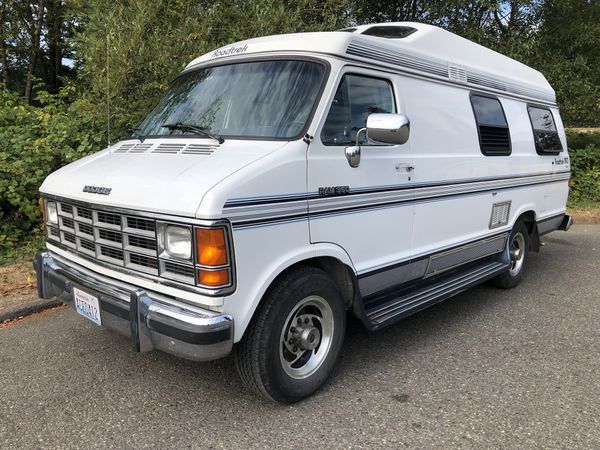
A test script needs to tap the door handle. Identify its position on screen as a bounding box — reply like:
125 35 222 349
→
395 163 414 173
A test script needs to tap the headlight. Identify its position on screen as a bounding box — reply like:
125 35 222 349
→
164 225 192 260
46 201 58 225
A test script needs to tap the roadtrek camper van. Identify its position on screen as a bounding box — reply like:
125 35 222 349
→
35 22 572 402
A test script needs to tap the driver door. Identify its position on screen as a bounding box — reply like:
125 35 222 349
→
307 69 414 291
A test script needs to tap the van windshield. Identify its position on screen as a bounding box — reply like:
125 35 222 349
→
135 60 326 140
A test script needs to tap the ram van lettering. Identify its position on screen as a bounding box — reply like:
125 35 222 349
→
34 22 572 403
318 186 350 196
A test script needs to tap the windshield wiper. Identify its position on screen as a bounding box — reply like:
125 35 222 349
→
162 122 225 144
127 127 146 142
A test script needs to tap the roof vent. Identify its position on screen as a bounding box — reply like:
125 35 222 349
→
361 26 417 39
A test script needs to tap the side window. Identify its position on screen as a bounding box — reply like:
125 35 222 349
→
527 106 563 155
321 74 395 146
470 94 511 156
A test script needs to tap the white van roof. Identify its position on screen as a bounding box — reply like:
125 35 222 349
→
186 22 556 105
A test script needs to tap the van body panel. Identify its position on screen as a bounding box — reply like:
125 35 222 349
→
40 139 288 217
36 22 571 368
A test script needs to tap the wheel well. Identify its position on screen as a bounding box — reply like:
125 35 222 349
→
269 257 357 310
516 210 540 252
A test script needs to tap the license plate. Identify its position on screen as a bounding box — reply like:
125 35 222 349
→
74 287 102 325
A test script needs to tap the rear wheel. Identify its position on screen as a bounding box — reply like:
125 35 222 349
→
489 221 530 289
234 266 346 403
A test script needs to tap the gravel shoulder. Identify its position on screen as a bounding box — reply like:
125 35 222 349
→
0 262 37 312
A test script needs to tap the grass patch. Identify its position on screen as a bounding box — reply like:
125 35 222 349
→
0 234 45 266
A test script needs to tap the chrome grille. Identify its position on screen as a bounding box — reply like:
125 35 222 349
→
47 200 161 277
76 207 93 221
160 260 195 284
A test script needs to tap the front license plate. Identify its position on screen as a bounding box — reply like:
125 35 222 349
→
74 287 102 325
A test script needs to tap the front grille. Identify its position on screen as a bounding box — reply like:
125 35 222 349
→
78 222 94 236
160 260 195 284
126 217 155 233
47 200 162 277
77 207 93 221
128 253 158 270
96 211 121 227
100 245 123 259
127 235 156 251
98 228 122 244
60 203 73 215
46 199 202 285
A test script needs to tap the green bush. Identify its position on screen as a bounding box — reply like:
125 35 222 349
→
568 144 600 205
565 131 600 206
566 130 600 150
0 87 104 257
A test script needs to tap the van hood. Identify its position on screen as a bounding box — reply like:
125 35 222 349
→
40 138 288 217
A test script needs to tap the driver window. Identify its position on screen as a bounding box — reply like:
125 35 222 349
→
321 74 395 146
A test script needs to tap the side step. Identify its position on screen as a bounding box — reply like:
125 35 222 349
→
363 260 508 330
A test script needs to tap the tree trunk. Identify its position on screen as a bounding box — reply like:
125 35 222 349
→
24 0 45 103
0 4 8 88
46 0 63 92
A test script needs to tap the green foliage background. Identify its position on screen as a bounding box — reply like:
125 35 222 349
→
0 0 599 261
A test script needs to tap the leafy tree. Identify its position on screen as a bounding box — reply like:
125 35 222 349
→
0 0 74 100
70 0 351 143
532 0 600 127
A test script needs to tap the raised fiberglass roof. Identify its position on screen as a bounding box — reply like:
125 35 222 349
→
186 22 555 105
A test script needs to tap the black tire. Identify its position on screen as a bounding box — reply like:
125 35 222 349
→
233 266 346 403
489 221 530 289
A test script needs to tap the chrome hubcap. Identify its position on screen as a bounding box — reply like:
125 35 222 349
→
279 295 334 379
509 232 525 276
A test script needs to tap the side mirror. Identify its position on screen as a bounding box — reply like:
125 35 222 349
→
366 113 410 145
344 113 410 168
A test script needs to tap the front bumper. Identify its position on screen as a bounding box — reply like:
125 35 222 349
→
34 251 233 361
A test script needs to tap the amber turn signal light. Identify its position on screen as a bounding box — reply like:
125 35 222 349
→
196 228 228 266
197 268 230 287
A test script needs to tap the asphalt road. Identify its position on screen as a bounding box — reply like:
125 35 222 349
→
1 225 599 449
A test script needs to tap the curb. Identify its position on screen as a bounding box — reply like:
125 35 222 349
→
0 299 65 324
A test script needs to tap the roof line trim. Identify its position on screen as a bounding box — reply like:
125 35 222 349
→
346 40 556 105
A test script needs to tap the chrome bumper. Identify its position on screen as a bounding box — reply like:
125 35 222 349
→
34 251 233 361
558 214 573 231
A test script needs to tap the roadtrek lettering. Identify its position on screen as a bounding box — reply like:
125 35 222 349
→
211 44 249 59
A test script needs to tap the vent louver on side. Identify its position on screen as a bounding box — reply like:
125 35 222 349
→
490 202 511 229
479 126 511 155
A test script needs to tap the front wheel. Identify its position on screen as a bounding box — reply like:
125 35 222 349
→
234 266 346 403
489 221 530 289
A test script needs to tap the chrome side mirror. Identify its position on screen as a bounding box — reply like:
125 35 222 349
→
366 113 410 145
344 113 410 168
345 143 361 168
344 127 366 168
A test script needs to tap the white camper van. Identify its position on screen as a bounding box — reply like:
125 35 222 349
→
35 22 572 402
